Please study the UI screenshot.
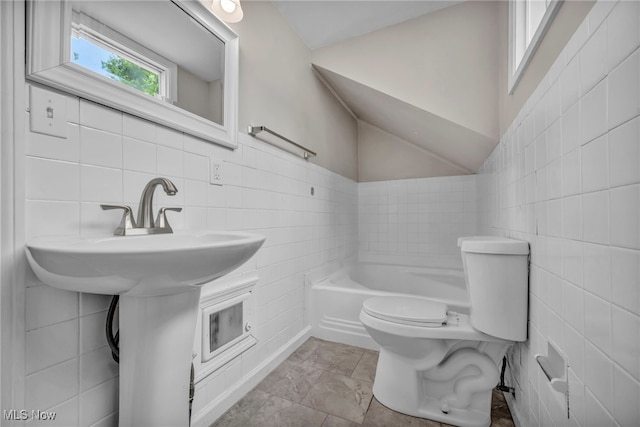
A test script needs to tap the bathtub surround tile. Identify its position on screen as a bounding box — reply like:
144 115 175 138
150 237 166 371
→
358 175 477 268
301 372 373 424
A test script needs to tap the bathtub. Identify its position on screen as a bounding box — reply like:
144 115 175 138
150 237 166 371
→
308 262 469 350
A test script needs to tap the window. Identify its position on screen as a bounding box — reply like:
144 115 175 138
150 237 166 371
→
508 0 563 93
70 11 177 102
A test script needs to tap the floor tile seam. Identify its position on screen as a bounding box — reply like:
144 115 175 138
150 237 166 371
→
239 389 278 426
346 351 367 379
295 366 330 406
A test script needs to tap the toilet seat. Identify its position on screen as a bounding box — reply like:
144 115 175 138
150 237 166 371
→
362 296 447 327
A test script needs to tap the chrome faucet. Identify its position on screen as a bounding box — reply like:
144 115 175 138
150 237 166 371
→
101 177 182 236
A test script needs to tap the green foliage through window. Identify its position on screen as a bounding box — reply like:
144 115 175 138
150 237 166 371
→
101 56 159 96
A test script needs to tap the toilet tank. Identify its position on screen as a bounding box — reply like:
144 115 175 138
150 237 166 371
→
460 237 529 341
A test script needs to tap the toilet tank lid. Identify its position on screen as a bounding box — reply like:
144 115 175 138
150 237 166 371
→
460 237 529 255
457 236 507 247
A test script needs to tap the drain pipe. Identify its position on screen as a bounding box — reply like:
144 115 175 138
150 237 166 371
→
497 356 516 396
106 296 196 423
106 296 120 363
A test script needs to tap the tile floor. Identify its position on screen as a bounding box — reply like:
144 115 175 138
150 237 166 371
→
212 337 515 427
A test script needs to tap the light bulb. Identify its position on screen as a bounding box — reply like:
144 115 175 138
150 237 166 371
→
211 0 243 23
220 0 236 14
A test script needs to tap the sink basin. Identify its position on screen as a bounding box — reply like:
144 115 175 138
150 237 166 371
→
25 230 265 296
25 230 265 427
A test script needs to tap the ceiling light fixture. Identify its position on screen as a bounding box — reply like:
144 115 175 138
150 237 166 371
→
210 0 244 23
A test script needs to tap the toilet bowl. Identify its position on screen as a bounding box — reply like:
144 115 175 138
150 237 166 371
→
360 236 529 427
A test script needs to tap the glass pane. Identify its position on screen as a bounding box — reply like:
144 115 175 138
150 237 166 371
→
208 303 243 353
71 36 160 97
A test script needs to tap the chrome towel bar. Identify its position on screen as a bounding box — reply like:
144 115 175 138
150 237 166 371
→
247 125 317 160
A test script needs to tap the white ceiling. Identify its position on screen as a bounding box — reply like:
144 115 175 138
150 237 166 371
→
273 1 462 49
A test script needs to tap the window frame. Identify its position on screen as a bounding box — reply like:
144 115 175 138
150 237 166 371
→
508 0 564 94
26 0 240 149
70 10 177 103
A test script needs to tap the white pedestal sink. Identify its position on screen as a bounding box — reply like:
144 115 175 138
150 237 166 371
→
25 231 265 427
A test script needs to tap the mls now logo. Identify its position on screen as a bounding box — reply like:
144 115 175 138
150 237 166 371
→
3 409 56 420
3 410 28 420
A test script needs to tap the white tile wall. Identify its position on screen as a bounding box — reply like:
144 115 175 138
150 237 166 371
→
23 89 357 425
358 175 477 269
478 1 640 426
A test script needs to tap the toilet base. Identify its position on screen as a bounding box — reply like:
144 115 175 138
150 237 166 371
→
372 342 510 427
373 392 492 427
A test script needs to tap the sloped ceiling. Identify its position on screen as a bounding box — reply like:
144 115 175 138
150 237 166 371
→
314 65 496 173
273 1 501 176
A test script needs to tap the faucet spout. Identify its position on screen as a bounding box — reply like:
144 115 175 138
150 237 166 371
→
137 177 178 228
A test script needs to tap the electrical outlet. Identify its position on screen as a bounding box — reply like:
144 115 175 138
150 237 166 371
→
210 159 224 185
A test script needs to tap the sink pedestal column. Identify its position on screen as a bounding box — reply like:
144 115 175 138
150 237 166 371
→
118 287 201 427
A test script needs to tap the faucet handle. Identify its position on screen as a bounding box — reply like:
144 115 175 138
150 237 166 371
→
101 204 136 236
155 207 182 232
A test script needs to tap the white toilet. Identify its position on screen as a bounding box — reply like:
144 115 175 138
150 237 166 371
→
360 236 529 427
